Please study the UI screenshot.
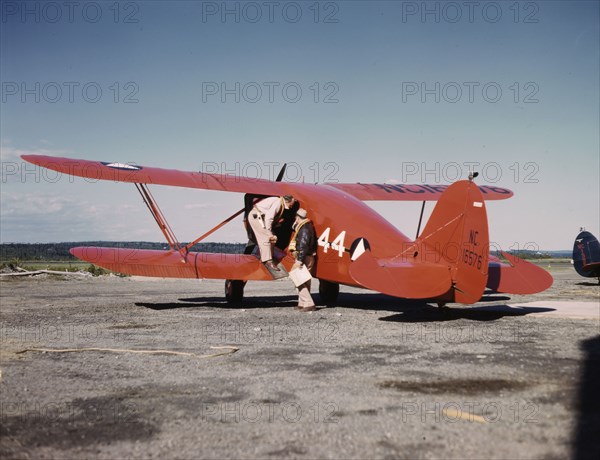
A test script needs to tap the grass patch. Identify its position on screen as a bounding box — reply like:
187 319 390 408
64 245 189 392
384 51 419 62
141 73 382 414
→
0 260 129 277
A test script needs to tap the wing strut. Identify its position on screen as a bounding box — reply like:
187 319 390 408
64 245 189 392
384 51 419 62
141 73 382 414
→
134 183 187 260
415 201 426 239
135 163 289 257
182 163 288 251
183 208 245 251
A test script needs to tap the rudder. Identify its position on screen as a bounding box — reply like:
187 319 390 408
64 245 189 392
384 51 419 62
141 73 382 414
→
407 180 489 303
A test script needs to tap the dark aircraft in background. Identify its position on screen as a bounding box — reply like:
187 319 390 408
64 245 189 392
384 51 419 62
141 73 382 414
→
573 229 600 283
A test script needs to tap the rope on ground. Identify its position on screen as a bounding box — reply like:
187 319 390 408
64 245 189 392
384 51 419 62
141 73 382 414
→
16 346 239 359
0 269 89 277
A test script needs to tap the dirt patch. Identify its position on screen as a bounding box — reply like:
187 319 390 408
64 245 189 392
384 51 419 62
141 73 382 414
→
0 270 598 459
377 378 531 395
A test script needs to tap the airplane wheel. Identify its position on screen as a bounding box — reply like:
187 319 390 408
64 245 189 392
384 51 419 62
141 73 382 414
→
318 279 339 305
225 280 245 305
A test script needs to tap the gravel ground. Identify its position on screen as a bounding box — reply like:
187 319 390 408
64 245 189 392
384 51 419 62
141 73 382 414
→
1 264 598 459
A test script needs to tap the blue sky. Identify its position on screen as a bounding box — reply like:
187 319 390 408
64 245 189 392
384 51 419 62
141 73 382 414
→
1 0 598 250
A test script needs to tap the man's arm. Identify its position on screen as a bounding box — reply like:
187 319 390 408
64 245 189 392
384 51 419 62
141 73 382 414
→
295 226 311 263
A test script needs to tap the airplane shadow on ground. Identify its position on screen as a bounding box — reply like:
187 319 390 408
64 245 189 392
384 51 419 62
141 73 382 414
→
378 304 556 323
137 292 554 322
575 281 600 287
330 292 554 322
138 293 443 312
137 295 298 310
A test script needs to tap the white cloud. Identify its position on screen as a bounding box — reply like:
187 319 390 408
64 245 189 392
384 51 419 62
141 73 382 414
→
0 191 154 243
1 143 77 185
0 143 73 162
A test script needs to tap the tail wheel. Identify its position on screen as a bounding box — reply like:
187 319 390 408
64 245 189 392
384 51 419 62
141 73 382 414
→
318 279 339 305
225 280 245 305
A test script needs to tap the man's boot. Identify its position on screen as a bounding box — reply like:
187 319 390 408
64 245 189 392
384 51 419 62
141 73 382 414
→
264 260 280 271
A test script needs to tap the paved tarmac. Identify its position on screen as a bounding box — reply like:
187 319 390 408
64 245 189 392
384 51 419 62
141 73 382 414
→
0 264 598 459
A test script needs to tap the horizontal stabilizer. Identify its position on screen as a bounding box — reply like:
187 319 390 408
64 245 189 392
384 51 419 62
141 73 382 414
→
487 252 553 294
349 249 452 299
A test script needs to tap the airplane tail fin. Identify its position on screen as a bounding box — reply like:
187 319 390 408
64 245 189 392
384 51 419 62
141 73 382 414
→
349 179 553 303
409 180 489 303
573 230 600 277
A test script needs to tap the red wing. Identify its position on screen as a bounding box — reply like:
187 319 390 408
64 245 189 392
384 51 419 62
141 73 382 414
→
22 155 512 201
70 247 279 281
22 155 287 195
328 183 513 201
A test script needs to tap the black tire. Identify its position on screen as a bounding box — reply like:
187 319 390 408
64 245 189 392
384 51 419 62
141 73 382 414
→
318 279 339 305
225 280 245 305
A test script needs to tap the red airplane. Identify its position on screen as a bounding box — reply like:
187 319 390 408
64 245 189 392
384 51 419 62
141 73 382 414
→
21 155 553 305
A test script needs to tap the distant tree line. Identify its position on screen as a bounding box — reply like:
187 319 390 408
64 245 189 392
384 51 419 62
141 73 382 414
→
0 242 246 261
492 250 569 260
1 243 569 262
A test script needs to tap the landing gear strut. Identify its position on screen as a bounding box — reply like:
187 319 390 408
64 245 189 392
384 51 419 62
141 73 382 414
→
225 280 246 305
318 279 339 305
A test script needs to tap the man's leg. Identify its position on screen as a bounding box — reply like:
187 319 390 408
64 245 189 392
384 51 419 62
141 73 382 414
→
297 280 315 308
248 214 272 262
